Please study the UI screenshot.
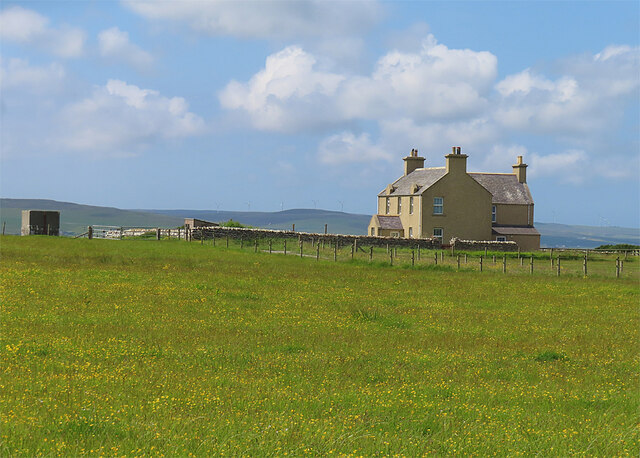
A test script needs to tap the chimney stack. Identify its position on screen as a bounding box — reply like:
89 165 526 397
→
445 146 468 174
512 155 527 183
403 148 425 176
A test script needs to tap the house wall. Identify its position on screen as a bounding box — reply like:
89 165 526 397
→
503 233 540 252
494 204 530 226
375 195 421 238
421 173 492 241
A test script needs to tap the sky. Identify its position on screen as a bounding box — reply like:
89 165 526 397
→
1 0 638 228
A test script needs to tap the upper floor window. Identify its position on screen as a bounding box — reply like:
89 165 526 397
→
385 197 390 214
397 197 402 214
492 205 496 223
433 197 443 215
409 196 414 214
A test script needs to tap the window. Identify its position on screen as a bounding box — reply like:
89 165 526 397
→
433 227 443 241
397 197 402 214
496 236 506 242
371 227 375 236
409 196 414 214
409 227 413 238
433 197 443 215
492 205 496 223
385 197 390 214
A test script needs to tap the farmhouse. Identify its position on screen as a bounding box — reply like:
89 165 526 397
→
368 147 540 251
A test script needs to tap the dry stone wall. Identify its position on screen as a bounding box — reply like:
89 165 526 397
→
450 238 519 252
190 226 441 249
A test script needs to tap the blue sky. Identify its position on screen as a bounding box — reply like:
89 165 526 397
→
1 0 638 227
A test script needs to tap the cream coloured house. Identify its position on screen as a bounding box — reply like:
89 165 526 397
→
368 147 540 251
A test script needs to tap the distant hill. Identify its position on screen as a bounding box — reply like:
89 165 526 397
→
145 208 371 236
2 198 638 248
0 199 183 236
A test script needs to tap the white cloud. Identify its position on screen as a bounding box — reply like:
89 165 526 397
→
339 35 497 121
0 6 85 58
0 57 65 91
57 80 205 155
122 0 381 41
219 46 344 132
494 46 640 136
220 35 497 132
98 27 154 69
318 132 392 165
529 150 588 184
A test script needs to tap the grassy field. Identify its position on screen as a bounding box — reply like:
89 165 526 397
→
1 236 638 456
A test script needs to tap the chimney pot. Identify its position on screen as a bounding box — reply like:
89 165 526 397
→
452 146 456 154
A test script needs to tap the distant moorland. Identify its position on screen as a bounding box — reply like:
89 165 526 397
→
1 198 638 248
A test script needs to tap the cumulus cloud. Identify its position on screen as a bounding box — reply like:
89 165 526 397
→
220 35 497 133
339 35 497 121
219 46 344 132
98 27 153 69
494 46 640 136
318 132 392 165
0 6 85 57
57 80 205 155
0 57 65 91
529 150 588 184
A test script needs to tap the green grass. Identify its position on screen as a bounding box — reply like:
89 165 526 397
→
1 236 639 456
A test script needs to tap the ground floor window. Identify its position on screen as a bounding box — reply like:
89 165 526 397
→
433 227 443 241
371 227 375 236
496 236 506 242
409 227 413 238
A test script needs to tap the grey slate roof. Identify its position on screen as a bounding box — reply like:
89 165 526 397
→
378 168 533 205
374 215 404 230
470 173 533 205
492 226 540 235
378 168 446 197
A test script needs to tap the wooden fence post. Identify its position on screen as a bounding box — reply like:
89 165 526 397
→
418 245 421 260
484 247 488 257
492 254 496 264
440 251 444 262
324 223 328 235
120 227 123 240
226 235 229 248
351 241 355 260
300 241 303 258
520 256 524 267
255 239 258 253
88 226 93 239
200 229 203 245
316 243 320 261
556 257 560 277
284 240 287 255
334 240 337 262
583 255 588 277
551 256 554 268
621 260 624 273
479 256 483 272
434 252 438 265
269 240 272 254
464 254 468 264
457 255 460 270
369 246 373 262
616 257 620 278
157 228 161 241
292 224 295 232
386 243 389 254
1 222 5 236
411 250 415 267
502 255 506 274
530 256 534 275
389 250 393 266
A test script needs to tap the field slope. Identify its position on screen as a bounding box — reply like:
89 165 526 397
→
1 236 638 455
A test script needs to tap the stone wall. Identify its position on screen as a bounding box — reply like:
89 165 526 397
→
450 238 519 252
190 226 441 249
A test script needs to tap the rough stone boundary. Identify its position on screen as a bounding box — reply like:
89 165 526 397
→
450 238 519 252
191 226 442 249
